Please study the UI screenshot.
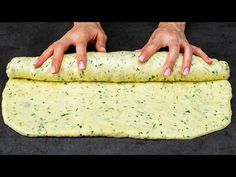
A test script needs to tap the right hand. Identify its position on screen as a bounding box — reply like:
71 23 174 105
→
33 22 107 74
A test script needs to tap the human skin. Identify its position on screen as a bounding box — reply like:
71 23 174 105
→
34 22 107 73
33 22 212 76
137 22 212 76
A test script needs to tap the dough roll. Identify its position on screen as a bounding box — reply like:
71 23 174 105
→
7 51 230 82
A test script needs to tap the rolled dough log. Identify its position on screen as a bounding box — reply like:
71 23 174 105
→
7 51 229 82
2 51 232 139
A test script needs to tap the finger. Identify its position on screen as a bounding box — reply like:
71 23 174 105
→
95 32 107 52
138 41 161 63
163 44 180 77
182 44 193 76
192 45 212 64
51 43 68 74
33 45 54 68
135 49 142 52
76 41 88 70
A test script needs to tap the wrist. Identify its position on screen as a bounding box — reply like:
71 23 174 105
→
159 22 186 32
73 22 101 26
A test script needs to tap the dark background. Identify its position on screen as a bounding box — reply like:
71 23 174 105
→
0 22 235 155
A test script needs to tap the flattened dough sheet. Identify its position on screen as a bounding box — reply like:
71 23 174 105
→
2 51 233 139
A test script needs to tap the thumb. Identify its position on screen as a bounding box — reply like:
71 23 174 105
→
95 32 107 52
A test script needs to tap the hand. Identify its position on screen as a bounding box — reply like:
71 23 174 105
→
33 22 107 74
137 22 212 76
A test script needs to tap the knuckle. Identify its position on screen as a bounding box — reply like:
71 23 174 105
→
155 29 164 36
184 59 192 65
185 56 193 63
70 32 82 41
186 46 193 53
140 48 147 55
150 33 158 40
149 40 157 46
52 56 59 62
78 58 87 63
168 32 179 38
100 31 107 37
171 44 180 50
195 47 202 52
147 40 161 50
188 45 193 51
76 50 87 58
165 63 174 69
54 42 65 49
75 41 87 46
170 40 179 47
40 53 46 59
167 57 176 64
52 41 58 46
183 42 190 47
142 50 149 56
48 44 54 49
77 28 87 34
103 34 108 40
40 52 49 58
147 43 156 51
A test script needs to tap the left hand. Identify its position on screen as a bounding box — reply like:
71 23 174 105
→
137 22 212 76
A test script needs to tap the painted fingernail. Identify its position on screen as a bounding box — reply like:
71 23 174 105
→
183 67 189 76
33 57 39 65
79 61 85 70
207 57 213 64
164 68 171 77
138 55 145 62
101 47 106 52
51 65 56 73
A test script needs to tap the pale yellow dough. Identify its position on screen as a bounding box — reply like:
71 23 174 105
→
7 51 229 82
2 51 233 139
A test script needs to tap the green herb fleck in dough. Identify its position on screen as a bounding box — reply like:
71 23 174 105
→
60 113 70 117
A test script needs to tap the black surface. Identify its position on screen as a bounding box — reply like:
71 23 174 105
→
0 22 236 155
1 1 236 21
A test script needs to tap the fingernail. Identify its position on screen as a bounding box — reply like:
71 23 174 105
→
79 61 85 70
138 55 145 62
101 47 106 52
208 57 213 64
51 65 56 73
164 68 171 77
183 67 189 76
33 57 39 65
